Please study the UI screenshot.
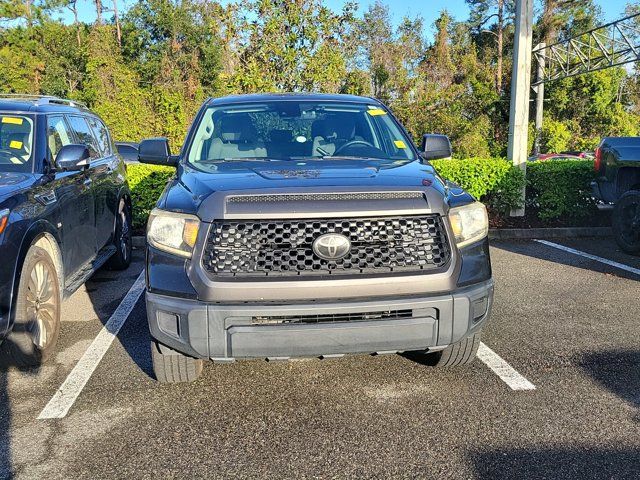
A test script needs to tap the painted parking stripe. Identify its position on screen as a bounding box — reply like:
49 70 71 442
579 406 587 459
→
535 240 640 276
477 342 536 391
38 271 146 420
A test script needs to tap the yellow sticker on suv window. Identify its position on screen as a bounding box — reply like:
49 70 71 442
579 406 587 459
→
394 140 407 149
367 108 387 116
2 117 23 125
9 140 22 149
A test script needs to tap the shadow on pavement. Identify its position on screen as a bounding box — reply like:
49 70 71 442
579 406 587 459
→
491 239 640 281
577 349 640 411
0 338 37 478
470 447 640 479
84 259 154 380
0 361 10 478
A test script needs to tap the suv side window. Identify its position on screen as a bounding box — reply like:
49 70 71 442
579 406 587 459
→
47 115 73 162
87 117 112 156
67 115 100 160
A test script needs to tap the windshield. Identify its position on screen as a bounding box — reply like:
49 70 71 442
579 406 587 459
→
187 101 416 165
0 114 34 172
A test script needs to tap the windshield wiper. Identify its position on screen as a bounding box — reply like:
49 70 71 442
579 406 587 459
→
200 157 274 163
321 155 389 161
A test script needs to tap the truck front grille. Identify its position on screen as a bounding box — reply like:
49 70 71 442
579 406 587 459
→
202 215 451 279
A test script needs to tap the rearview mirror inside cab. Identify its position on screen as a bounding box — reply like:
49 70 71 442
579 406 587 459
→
421 134 452 160
138 137 178 167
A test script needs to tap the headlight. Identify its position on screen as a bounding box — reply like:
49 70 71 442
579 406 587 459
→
147 208 200 258
448 201 488 248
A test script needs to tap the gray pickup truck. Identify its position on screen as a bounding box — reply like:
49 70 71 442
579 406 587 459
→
592 136 640 254
137 93 494 383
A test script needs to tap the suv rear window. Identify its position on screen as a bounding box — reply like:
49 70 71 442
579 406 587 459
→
0 114 34 173
88 117 112 156
67 116 100 159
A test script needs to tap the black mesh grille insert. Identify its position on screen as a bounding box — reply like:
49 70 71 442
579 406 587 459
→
226 192 424 203
252 309 413 325
202 215 451 278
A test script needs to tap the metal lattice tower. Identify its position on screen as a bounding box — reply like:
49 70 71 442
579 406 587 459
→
532 13 640 86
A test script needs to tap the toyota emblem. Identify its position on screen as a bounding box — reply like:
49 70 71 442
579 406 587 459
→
312 233 351 260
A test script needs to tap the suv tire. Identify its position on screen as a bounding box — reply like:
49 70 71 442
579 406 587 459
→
151 341 203 383
106 198 132 270
612 190 640 256
0 246 61 367
413 331 481 367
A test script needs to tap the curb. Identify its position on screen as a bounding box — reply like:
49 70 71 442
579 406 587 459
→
132 236 146 248
488 226 612 240
132 227 612 247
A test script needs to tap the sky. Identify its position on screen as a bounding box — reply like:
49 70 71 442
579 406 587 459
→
59 0 634 43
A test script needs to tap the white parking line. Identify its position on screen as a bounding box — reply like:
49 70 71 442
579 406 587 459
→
535 240 640 276
477 342 536 391
38 271 146 420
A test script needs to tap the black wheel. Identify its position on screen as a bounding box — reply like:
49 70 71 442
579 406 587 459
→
151 341 203 383
408 331 481 367
612 190 640 255
106 198 132 270
0 246 61 367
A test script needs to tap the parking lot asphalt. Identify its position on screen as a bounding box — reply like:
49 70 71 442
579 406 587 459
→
1 237 639 479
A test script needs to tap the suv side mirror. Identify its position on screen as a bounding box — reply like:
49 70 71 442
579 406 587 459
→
56 144 91 171
421 134 452 160
138 138 178 167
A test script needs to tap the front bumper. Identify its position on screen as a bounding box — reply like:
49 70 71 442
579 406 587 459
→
146 279 494 360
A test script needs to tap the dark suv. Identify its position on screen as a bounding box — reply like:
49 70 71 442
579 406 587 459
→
139 93 493 383
0 95 132 366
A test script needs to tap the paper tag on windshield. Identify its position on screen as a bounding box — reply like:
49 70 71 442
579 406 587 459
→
367 109 386 116
2 117 23 125
394 140 406 149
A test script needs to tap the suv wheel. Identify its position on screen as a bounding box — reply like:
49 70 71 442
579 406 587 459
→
106 198 132 270
612 190 640 255
0 246 61 367
407 331 481 367
151 341 203 383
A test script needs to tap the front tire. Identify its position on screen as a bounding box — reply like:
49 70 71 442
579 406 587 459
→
0 246 61 367
106 198 132 270
612 190 640 255
409 331 481 367
151 341 203 383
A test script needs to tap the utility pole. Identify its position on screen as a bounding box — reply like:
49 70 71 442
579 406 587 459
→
507 0 534 217
533 43 546 155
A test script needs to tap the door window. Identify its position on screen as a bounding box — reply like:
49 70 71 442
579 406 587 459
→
67 116 101 159
87 117 112 156
47 116 73 163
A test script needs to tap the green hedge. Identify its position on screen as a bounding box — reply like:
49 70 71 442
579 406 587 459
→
526 159 597 220
127 164 175 229
127 158 597 230
431 158 525 215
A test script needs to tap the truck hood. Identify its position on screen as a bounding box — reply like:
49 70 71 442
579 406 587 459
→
159 159 450 217
0 172 37 205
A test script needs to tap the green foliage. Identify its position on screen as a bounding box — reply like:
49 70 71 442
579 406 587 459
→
431 158 525 214
526 160 598 220
541 118 572 153
127 164 175 229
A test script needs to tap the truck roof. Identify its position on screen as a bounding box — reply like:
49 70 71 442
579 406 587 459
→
206 93 382 106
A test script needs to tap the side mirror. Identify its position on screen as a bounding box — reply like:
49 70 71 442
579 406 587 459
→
421 134 452 160
115 142 139 164
138 138 178 167
56 144 91 171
